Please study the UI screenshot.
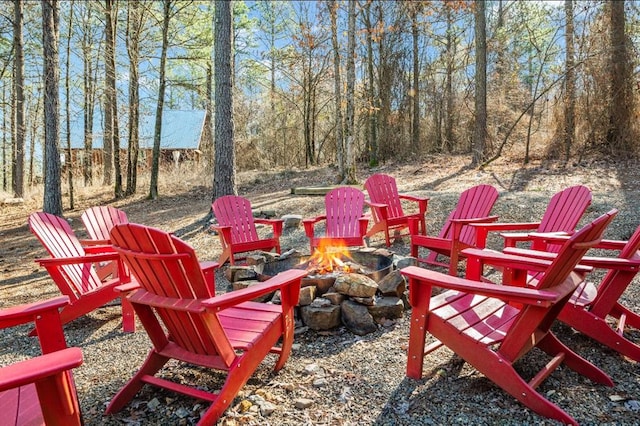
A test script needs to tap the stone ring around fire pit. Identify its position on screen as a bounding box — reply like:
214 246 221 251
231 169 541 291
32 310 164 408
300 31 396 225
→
222 247 416 336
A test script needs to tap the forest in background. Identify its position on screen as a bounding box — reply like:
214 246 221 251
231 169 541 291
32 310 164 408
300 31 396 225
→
1 1 638 208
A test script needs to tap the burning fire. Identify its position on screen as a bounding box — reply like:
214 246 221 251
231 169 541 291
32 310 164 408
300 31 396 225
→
308 240 354 275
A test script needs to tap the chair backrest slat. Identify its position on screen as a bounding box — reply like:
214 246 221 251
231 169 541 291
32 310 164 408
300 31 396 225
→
500 209 617 359
438 184 499 245
110 224 227 357
212 195 260 244
325 187 365 238
365 174 405 219
81 206 129 240
29 212 103 295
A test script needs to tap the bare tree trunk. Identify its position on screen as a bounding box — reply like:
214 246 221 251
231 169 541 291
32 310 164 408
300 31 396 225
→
202 61 213 171
28 90 41 186
2 85 6 191
563 0 575 162
328 0 344 179
13 0 25 198
607 0 633 155
343 0 356 184
102 0 114 186
376 3 390 162
411 6 420 155
64 0 74 209
106 0 122 197
81 3 95 186
42 0 62 215
444 5 454 153
363 0 377 167
149 0 171 199
213 0 236 199
125 0 144 195
472 0 487 166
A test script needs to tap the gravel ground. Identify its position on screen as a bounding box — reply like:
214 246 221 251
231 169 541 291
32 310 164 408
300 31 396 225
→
1 156 640 425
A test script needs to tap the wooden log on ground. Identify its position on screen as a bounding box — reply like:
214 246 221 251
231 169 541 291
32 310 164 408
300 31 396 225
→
291 185 362 196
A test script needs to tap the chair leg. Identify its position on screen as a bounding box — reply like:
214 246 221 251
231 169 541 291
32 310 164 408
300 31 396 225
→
217 248 231 266
611 303 640 330
473 351 579 425
106 350 169 414
406 307 429 379
198 347 273 425
537 333 613 386
560 308 640 362
121 297 136 333
273 311 295 372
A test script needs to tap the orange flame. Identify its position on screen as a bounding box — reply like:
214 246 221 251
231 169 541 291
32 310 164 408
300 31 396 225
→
308 240 353 274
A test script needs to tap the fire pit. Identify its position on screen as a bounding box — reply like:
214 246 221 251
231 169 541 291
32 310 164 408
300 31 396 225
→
224 245 410 335
260 247 394 295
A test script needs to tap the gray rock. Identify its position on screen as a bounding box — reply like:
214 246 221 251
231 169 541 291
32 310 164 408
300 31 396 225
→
395 256 418 269
294 398 314 409
377 270 407 297
231 280 273 303
246 254 267 266
352 296 375 306
368 297 404 322
298 286 317 306
300 303 341 330
282 214 303 229
334 273 378 298
310 297 332 308
323 292 346 305
341 300 378 335
226 266 258 282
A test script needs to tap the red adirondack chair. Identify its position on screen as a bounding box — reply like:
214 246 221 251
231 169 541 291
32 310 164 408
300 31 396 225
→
0 296 83 425
473 185 592 252
80 206 129 279
303 186 369 253
364 173 429 246
502 223 640 362
81 205 129 244
410 184 499 275
28 211 136 333
401 209 618 425
212 195 283 265
105 223 307 425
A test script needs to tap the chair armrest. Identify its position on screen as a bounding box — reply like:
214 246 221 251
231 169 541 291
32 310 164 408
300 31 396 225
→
0 296 69 329
82 244 116 254
398 194 429 213
471 221 541 248
578 256 640 271
501 247 593 274
450 215 499 240
211 224 233 244
116 282 141 293
502 247 558 260
79 238 111 247
203 269 307 312
200 261 219 272
594 239 628 251
302 215 327 239
0 347 83 392
255 218 284 238
364 200 389 220
401 266 558 308
462 247 555 275
36 252 121 267
526 234 628 252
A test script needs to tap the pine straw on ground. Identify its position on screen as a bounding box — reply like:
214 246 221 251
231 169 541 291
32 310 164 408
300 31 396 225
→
1 156 640 425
